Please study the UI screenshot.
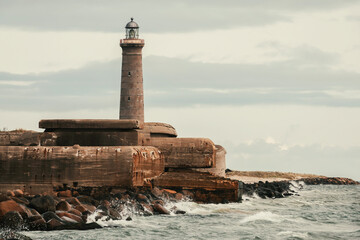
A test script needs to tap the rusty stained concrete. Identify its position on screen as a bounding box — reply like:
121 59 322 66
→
39 119 143 129
148 137 216 168
0 130 40 146
0 146 164 194
152 169 240 203
192 145 227 177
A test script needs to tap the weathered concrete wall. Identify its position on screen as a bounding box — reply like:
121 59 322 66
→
120 39 145 122
40 130 151 146
0 146 164 194
144 122 177 137
152 170 240 202
0 131 40 146
148 138 216 168
39 119 143 129
192 145 226 177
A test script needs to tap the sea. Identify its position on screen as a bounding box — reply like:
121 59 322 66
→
22 183 360 240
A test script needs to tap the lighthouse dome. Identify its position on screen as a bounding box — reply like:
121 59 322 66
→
126 18 139 28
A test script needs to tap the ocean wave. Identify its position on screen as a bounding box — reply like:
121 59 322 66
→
277 230 309 239
290 180 305 191
239 211 282 223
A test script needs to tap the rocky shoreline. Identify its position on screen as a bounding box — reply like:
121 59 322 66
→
243 177 359 199
0 186 191 234
0 176 358 239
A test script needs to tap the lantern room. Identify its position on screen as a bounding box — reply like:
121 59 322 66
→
125 18 139 39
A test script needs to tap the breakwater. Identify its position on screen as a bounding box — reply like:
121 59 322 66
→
243 177 358 199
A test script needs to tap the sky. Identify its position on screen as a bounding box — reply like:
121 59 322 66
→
0 0 359 180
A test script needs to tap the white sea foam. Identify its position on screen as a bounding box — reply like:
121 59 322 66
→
277 230 309 239
19 185 360 240
290 180 304 192
239 211 282 223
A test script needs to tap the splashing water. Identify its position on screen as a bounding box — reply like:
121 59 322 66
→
19 185 360 240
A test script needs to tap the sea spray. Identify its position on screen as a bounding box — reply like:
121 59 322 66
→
20 185 360 240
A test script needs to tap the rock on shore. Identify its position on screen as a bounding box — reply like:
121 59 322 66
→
299 177 359 185
0 186 189 233
243 181 297 199
242 176 358 199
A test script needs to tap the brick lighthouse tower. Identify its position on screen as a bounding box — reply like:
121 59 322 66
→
119 18 145 122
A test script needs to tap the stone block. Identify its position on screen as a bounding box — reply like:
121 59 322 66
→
152 169 241 203
0 146 164 194
192 145 227 177
39 119 142 129
0 130 40 146
40 130 150 146
148 138 216 168
144 122 177 137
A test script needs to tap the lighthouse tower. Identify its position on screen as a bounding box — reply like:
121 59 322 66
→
119 18 145 122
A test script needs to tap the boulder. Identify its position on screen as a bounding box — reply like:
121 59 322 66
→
6 190 15 197
58 190 72 198
42 211 63 222
151 187 163 198
181 190 194 199
120 194 131 202
0 200 24 218
28 215 43 222
101 200 111 208
28 217 47 230
111 188 127 195
0 211 23 229
66 197 81 206
175 193 183 201
163 189 177 195
56 212 83 223
68 208 82 217
14 189 24 197
19 204 34 219
82 203 96 213
61 216 78 223
77 222 102 230
81 210 92 222
0 193 10 202
140 203 154 215
153 203 170 215
47 218 65 230
56 200 72 211
108 208 121 220
77 195 98 206
30 195 56 214
11 196 29 205
75 204 87 213
97 205 109 215
175 210 186 214
152 199 164 206
30 208 41 216
136 194 150 203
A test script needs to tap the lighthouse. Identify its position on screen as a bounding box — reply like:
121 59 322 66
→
119 18 145 123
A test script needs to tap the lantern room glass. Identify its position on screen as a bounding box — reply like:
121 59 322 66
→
126 27 139 39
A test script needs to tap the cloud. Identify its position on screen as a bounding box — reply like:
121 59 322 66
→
346 15 360 21
225 138 360 180
0 54 360 111
0 0 358 33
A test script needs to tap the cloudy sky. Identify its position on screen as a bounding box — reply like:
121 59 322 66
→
1 0 359 180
